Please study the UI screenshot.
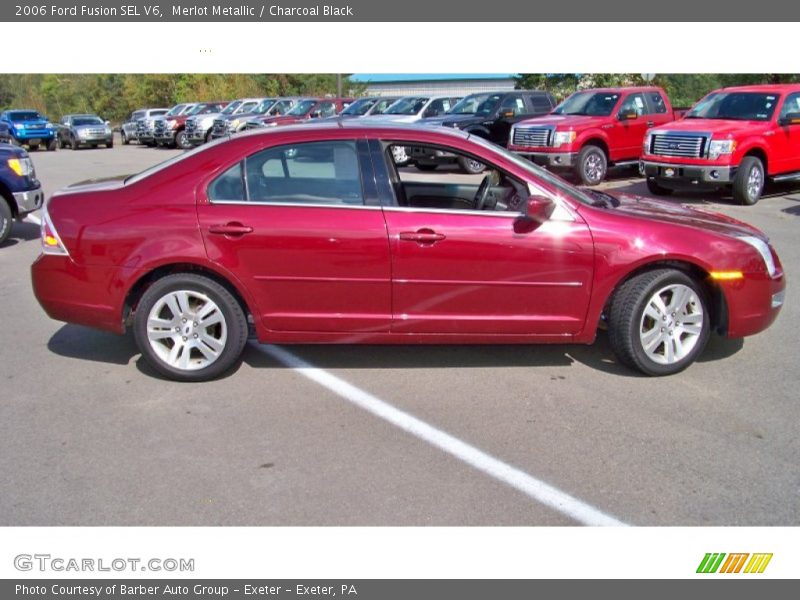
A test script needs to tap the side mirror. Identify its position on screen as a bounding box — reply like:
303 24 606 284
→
779 112 800 126
502 110 515 118
310 110 321 119
618 111 638 121
514 196 554 233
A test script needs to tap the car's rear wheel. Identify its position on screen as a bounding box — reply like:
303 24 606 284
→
608 269 710 376
575 145 607 186
457 156 486 175
133 274 248 382
733 156 764 205
646 178 674 196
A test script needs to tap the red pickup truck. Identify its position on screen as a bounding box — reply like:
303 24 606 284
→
641 84 800 205
508 87 684 185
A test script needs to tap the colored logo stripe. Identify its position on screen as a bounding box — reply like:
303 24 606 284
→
697 553 772 574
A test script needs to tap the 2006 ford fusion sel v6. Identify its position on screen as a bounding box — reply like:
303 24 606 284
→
31 123 785 381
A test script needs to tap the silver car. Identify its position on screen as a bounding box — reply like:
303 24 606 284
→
57 114 114 150
121 108 168 145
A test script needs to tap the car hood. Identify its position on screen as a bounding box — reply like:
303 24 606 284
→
256 115 308 125
364 114 421 123
516 114 608 129
73 123 106 130
13 119 51 128
651 118 773 137
189 113 222 123
599 192 765 239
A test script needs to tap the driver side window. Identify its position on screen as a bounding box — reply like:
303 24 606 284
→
383 142 529 214
618 93 646 117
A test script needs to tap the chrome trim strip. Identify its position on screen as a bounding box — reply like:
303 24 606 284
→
395 279 583 287
208 200 381 210
381 206 517 218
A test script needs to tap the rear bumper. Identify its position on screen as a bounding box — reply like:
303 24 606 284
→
31 255 127 335
722 271 786 338
641 160 736 184
13 186 45 216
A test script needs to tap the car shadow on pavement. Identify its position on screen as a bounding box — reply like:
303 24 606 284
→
48 325 139 366
0 221 40 247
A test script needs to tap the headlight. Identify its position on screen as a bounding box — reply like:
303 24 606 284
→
552 131 576 148
167 119 177 129
231 119 240 128
266 122 279 127
46 122 55 128
14 123 25 130
7 157 33 177
709 139 737 160
105 126 112 134
737 235 777 277
78 129 89 137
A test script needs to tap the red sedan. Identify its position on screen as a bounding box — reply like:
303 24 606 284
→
32 123 785 381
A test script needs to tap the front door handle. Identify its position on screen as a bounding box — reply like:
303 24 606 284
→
399 229 446 244
208 222 253 237
646 120 655 127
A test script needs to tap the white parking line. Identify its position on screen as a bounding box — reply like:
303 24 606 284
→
25 213 41 226
256 343 628 527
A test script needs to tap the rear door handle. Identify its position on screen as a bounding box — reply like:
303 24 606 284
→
399 229 446 244
208 223 254 236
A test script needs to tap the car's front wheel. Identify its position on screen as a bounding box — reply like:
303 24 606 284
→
733 156 764 205
176 130 190 149
575 145 607 186
608 269 710 376
133 274 248 382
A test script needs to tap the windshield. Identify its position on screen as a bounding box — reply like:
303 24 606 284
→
235 101 258 114
448 94 491 115
253 99 278 114
341 98 377 116
475 94 503 116
370 98 397 115
553 91 621 116
385 97 429 115
150 110 168 117
287 100 317 116
8 111 43 122
686 92 779 121
166 104 188 117
188 103 211 115
73 116 103 126
221 101 242 115
468 135 595 207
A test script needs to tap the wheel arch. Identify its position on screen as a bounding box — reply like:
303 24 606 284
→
740 145 769 175
122 261 257 332
578 134 610 158
596 259 729 336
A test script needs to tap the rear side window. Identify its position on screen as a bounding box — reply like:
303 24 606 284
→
528 94 554 113
207 140 364 206
648 92 668 114
500 95 526 116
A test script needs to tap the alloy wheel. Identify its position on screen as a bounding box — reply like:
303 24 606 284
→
638 283 704 365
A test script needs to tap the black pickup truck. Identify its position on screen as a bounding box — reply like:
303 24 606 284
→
410 90 556 173
0 144 44 245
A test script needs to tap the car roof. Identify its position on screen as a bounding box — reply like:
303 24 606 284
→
716 84 800 94
236 119 472 141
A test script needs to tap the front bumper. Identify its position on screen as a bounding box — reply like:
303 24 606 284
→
13 186 45 216
76 134 113 144
641 160 736 184
511 150 577 168
14 131 55 142
721 270 785 339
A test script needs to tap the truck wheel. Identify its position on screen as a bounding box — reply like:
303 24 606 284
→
121 131 129 145
0 198 12 245
46 138 57 151
457 156 487 175
133 273 248 382
415 163 438 172
646 178 674 196
58 136 66 149
106 139 114 149
176 130 190 149
575 145 607 186
608 268 710 376
732 156 764 205
72 137 80 150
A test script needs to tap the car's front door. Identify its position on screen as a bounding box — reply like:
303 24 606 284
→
197 138 392 334
614 92 649 160
373 140 594 336
774 92 800 173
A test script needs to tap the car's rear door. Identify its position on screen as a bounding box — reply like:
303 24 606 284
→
197 137 392 334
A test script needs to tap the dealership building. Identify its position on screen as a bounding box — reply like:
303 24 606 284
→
349 74 518 96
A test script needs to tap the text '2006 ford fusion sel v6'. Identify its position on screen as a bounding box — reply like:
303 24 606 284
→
31 123 785 382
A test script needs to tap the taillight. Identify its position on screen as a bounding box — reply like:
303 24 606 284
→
41 205 68 256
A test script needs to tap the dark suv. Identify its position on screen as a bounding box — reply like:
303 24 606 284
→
411 90 556 173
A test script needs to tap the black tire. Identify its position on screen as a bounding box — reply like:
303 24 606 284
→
176 130 190 149
575 145 607 186
608 269 710 376
457 155 487 175
732 156 764 206
106 139 113 149
0 198 12 245
46 138 57 151
58 136 66 149
646 178 674 196
133 273 248 382
72 136 80 150
415 163 438 172
121 130 129 145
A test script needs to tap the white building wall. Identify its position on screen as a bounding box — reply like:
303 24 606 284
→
364 78 516 97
